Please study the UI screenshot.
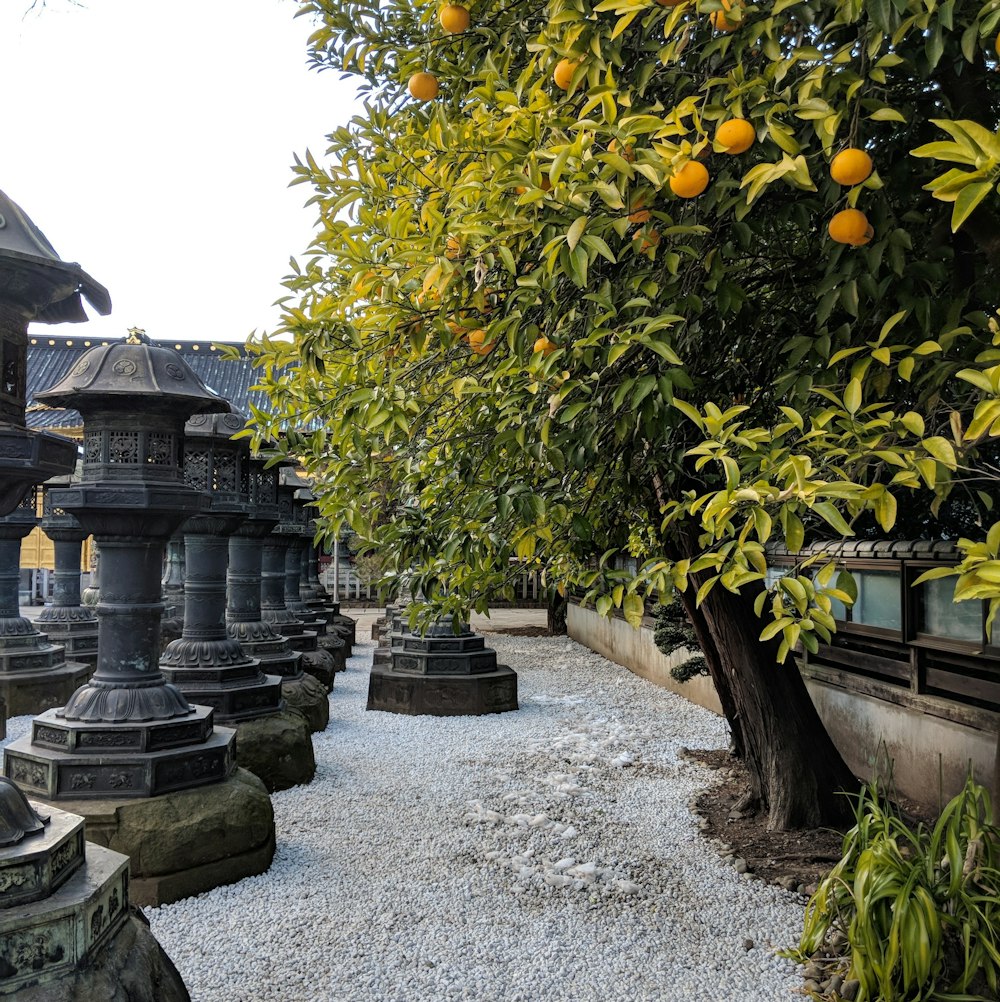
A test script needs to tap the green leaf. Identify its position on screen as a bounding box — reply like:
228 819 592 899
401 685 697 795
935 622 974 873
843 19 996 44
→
951 181 993 232
567 215 588 252
623 592 643 628
844 378 863 415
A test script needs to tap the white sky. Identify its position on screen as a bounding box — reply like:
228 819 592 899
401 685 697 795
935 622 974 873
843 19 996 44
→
1 0 359 342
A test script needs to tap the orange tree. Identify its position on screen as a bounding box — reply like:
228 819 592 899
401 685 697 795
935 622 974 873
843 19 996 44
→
247 0 1000 828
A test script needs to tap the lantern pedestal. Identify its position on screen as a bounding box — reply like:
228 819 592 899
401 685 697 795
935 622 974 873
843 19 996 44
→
227 529 329 734
33 510 99 669
367 620 518 716
0 505 89 717
262 520 336 691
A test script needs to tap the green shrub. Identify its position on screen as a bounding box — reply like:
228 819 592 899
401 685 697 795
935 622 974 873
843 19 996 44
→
791 778 1000 1001
652 603 708 684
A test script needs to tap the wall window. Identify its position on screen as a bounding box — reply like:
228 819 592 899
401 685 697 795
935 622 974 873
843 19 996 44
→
851 570 902 631
918 576 983 643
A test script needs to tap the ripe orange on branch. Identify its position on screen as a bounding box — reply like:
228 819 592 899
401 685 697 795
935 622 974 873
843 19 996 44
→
439 4 470 33
830 148 873 186
828 208 873 246
710 0 741 31
553 58 580 91
533 336 557 356
408 72 439 101
715 119 755 154
668 161 709 198
468 329 495 355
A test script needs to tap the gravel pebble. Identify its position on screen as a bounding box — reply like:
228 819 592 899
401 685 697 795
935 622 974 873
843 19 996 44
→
2 632 805 1000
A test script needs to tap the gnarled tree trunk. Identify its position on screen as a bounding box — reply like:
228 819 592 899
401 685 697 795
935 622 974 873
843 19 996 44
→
669 526 857 829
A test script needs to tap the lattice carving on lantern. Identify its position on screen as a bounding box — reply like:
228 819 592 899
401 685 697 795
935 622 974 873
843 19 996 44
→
213 450 238 494
107 431 140 465
146 432 175 466
15 487 36 513
84 432 102 465
252 469 276 506
183 447 211 491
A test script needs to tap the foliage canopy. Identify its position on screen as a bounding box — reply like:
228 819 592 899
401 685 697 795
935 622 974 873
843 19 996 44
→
247 0 1000 646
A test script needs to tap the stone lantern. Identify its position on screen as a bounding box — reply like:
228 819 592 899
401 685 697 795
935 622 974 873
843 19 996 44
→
226 451 329 733
4 330 275 907
368 614 519 717
32 472 99 669
259 471 337 690
0 487 89 715
0 188 110 737
158 407 315 792
293 489 356 657
0 190 108 517
285 489 347 671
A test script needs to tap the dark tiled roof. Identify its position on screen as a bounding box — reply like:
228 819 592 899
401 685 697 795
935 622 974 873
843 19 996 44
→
26 336 270 429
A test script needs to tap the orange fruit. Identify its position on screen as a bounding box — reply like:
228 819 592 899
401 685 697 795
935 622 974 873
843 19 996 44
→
710 0 740 30
668 161 709 198
468 329 495 355
408 72 439 101
609 138 636 163
995 30 1000 58
439 4 470 33
636 228 661 253
715 118 755 154
628 197 651 224
533 336 557 356
445 235 461 260
553 58 580 91
828 208 873 246
830 148 873 186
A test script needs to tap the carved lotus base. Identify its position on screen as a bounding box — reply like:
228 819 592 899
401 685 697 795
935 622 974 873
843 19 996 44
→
58 678 193 724
159 636 252 670
3 712 234 799
0 662 91 717
33 607 98 627
366 665 519 717
0 841 130 997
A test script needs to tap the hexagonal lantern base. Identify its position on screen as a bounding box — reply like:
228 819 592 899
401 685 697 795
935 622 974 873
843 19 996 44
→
367 664 518 716
0 661 90 717
3 709 234 799
0 840 130 997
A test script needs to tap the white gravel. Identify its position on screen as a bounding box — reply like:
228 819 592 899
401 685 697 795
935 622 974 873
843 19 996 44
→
2 633 806 1001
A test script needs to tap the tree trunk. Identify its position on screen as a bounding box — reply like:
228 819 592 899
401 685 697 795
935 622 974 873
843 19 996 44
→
681 598 745 760
679 559 858 830
547 590 568 636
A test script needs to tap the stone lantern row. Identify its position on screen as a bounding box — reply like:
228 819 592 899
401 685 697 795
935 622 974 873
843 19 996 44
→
0 192 188 999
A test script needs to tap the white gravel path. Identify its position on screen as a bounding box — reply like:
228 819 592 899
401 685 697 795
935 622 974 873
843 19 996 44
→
2 633 806 1001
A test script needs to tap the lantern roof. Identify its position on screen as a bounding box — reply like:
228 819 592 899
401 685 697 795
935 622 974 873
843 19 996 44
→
0 188 111 323
35 328 228 415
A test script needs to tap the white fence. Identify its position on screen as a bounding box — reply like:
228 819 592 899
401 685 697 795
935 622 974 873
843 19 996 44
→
322 566 545 605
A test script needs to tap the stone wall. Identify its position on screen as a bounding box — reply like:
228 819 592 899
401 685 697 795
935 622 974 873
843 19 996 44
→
567 602 998 812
